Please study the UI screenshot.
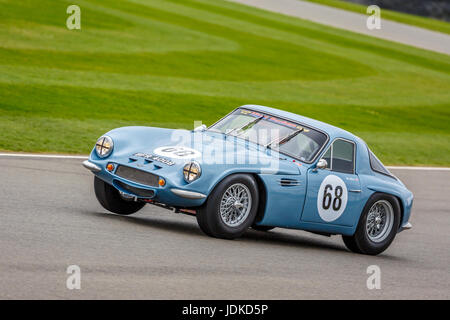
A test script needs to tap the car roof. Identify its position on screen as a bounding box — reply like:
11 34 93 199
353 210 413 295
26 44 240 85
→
241 104 360 142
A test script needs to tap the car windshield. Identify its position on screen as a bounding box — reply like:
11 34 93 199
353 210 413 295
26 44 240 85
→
208 108 328 162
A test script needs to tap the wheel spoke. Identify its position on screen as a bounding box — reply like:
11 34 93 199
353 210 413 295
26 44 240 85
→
365 200 395 243
219 183 252 227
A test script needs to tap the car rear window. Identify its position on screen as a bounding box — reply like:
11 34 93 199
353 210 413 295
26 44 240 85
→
368 148 392 177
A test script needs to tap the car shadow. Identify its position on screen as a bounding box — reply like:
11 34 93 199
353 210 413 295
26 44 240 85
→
84 210 203 237
242 229 346 252
83 209 409 261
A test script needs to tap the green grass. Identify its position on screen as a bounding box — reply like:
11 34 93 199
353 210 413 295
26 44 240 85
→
0 0 449 165
304 0 450 35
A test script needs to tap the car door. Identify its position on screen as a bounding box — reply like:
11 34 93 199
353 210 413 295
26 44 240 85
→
301 138 361 227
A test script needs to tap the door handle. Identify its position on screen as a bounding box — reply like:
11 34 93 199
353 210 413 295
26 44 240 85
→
349 189 361 193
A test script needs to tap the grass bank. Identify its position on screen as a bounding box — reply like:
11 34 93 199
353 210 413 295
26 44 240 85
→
0 0 449 165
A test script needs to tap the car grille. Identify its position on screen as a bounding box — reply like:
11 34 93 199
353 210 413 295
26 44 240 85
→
115 165 159 187
115 181 155 198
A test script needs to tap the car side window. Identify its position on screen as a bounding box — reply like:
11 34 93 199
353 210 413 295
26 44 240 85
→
321 139 355 174
322 146 332 169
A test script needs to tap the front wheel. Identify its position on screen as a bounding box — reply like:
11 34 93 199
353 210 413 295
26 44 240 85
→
94 176 145 215
196 174 259 239
342 193 401 255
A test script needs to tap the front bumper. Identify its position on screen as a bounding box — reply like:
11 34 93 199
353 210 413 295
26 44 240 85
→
82 160 206 207
82 160 101 172
170 188 206 199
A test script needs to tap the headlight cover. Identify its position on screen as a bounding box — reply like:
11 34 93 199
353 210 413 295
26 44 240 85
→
95 136 114 158
183 161 201 183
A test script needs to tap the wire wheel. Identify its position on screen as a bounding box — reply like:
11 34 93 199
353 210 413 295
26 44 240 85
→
219 183 252 227
366 200 394 243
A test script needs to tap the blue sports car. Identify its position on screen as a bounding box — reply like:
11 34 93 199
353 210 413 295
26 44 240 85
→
83 105 413 255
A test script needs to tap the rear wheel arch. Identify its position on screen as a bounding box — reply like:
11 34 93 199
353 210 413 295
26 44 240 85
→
354 190 403 234
343 192 401 255
395 195 404 230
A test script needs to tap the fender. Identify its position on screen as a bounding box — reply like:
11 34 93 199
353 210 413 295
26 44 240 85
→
366 184 413 229
194 160 301 197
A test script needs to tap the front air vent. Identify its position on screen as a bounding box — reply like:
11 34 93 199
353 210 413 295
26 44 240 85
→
278 178 300 187
115 180 155 198
115 165 159 187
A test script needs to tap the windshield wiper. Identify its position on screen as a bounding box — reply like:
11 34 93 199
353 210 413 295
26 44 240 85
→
266 128 304 149
227 115 264 136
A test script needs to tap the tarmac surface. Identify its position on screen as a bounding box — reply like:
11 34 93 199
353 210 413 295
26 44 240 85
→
0 156 449 299
229 0 450 55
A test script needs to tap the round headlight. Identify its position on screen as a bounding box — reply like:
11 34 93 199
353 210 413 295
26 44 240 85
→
95 136 114 158
183 161 201 183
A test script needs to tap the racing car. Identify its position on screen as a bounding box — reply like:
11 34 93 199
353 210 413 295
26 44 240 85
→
83 105 413 255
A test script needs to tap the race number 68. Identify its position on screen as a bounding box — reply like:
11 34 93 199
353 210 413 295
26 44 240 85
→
317 175 348 222
322 184 343 211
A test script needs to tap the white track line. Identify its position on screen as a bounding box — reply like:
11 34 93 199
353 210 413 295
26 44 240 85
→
386 166 450 171
0 153 88 159
0 153 449 170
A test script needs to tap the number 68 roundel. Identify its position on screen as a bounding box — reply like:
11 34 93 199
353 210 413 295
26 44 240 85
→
317 175 348 222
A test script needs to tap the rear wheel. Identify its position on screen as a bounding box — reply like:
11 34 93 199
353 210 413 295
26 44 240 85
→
94 176 145 215
342 235 362 254
196 174 259 239
342 193 400 255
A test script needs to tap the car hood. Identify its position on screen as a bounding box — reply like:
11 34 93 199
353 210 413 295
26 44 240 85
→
95 126 302 176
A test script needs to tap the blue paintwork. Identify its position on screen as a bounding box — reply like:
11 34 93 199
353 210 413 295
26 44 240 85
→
88 104 413 236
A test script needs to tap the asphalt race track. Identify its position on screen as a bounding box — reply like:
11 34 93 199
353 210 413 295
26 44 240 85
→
229 0 450 55
0 157 449 299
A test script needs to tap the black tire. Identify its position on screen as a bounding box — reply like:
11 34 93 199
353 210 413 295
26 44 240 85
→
342 193 401 255
196 174 259 239
94 176 145 215
252 225 275 232
342 235 362 254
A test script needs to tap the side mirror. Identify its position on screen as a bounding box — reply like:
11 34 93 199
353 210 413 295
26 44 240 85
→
194 124 207 132
316 158 328 170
